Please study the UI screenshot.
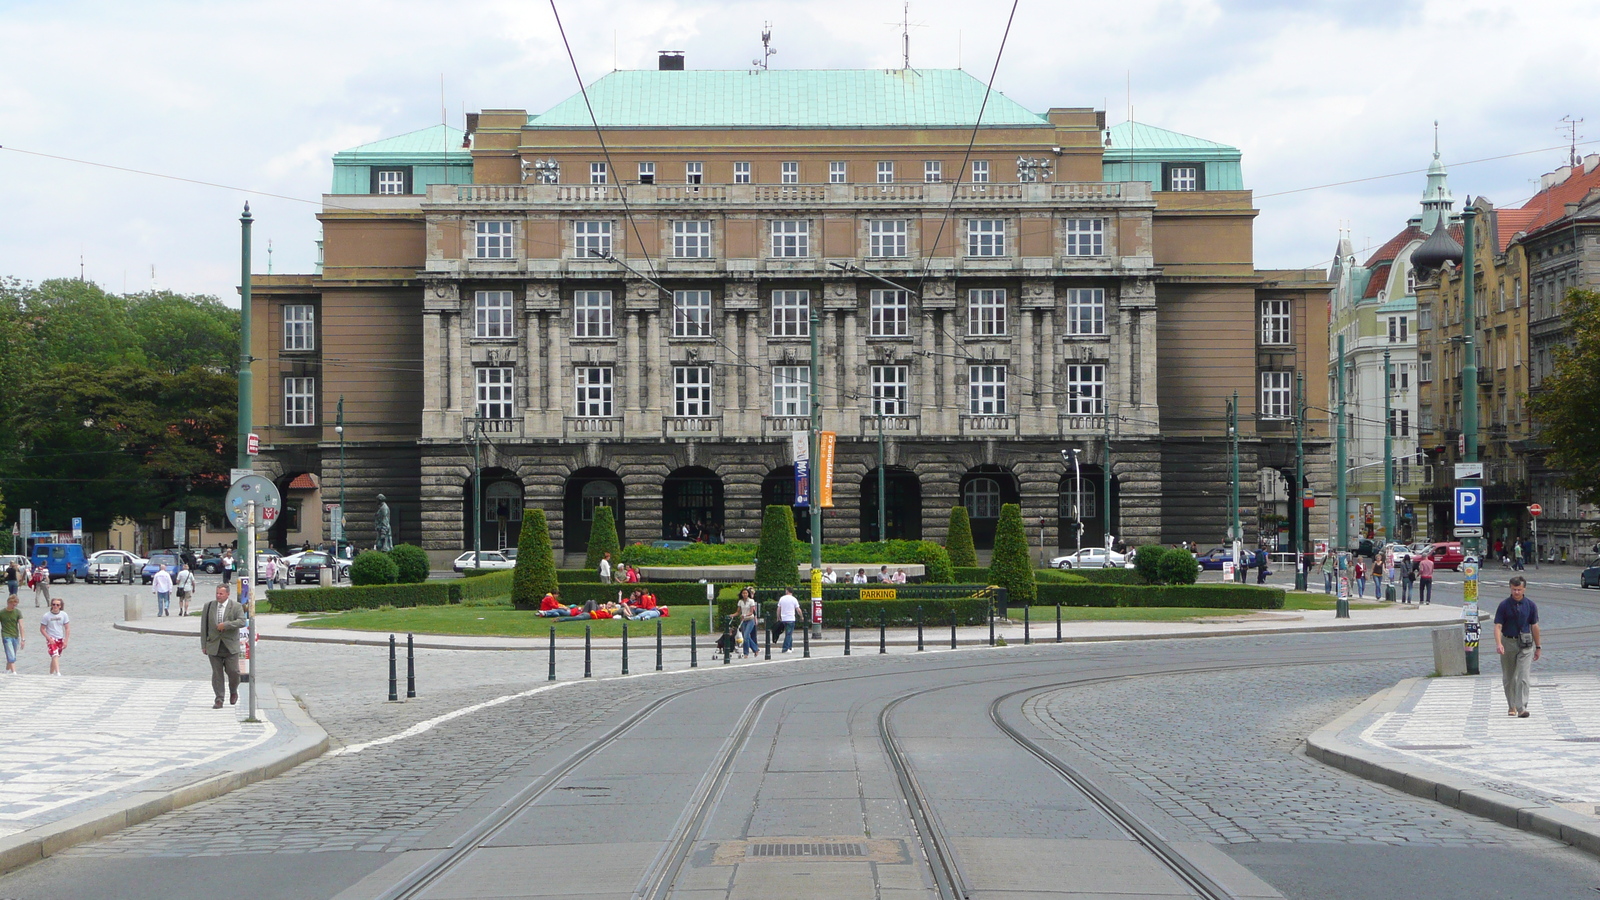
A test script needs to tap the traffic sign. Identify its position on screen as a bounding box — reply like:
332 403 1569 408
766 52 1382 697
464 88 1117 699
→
1454 527 1483 538
1455 463 1484 480
71 517 82 540
1529 503 1543 517
224 475 281 533
1454 487 1484 527
246 433 260 455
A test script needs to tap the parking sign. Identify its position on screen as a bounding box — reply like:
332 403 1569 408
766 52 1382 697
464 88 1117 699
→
1454 487 1483 527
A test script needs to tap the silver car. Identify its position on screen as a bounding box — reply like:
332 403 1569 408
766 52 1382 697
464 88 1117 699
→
88 550 143 584
1049 547 1131 569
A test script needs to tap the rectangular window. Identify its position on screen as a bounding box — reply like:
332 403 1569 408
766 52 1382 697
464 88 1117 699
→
968 365 1007 415
829 161 847 184
1261 299 1292 345
1165 164 1201 191
1063 218 1104 256
771 290 810 337
967 289 1007 336
871 365 909 415
1066 288 1105 336
589 162 607 185
476 367 514 419
574 366 613 417
734 161 751 184
283 377 315 426
637 161 655 184
685 161 702 185
1420 358 1434 383
870 290 911 337
573 291 613 338
770 220 810 258
1400 409 1411 437
971 160 990 183
282 304 314 351
374 169 408 195
573 220 612 259
781 161 799 184
924 160 942 183
474 221 514 259
673 290 712 337
474 290 514 339
1066 364 1105 415
772 366 811 416
1387 315 1409 342
966 219 1006 257
877 161 895 184
672 220 712 258
673 366 712 416
869 219 908 258
1260 371 1293 419
1419 308 1434 331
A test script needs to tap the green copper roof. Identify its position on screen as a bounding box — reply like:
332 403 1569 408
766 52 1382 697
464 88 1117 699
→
527 69 1050 129
334 125 471 162
1103 122 1240 159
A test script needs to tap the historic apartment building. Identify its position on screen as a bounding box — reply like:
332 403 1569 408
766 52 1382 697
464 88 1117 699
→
251 60 1329 560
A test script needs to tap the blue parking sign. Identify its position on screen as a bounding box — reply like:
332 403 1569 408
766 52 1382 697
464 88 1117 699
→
1454 487 1483 527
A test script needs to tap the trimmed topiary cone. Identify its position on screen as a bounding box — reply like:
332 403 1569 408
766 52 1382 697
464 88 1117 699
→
988 503 1036 606
584 504 620 570
512 508 558 610
755 504 800 588
946 506 978 569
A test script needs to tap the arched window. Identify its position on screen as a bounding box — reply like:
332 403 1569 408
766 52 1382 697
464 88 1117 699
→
963 477 1002 519
581 481 617 522
484 481 524 523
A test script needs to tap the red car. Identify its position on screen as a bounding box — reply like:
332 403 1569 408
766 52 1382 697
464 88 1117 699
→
1426 542 1466 571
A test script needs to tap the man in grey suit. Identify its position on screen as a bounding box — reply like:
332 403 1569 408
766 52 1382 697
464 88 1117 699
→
201 583 246 709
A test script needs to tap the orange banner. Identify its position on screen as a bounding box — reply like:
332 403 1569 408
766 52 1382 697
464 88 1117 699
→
819 431 837 507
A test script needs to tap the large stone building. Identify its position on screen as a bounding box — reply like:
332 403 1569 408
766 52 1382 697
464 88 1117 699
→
251 60 1329 562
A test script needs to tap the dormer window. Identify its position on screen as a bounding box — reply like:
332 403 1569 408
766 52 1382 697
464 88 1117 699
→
1162 163 1203 191
371 167 411 195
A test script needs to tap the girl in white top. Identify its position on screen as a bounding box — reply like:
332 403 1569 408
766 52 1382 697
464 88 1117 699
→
39 598 69 675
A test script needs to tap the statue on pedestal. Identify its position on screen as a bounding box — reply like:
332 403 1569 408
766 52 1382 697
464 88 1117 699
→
375 494 393 552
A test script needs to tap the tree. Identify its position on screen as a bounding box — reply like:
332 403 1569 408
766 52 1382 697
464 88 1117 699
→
1133 544 1168 584
350 549 398 585
388 543 430 584
946 506 978 568
1530 289 1600 504
1156 549 1200 585
988 503 1036 606
512 508 558 610
127 291 240 373
755 504 800 587
584 505 620 570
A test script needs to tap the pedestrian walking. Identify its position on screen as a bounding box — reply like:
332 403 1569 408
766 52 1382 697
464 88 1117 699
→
4 559 19 601
1417 554 1434 604
776 587 800 653
1371 555 1385 599
201 583 247 708
1255 548 1269 584
1 595 22 674
1493 575 1540 718
1354 560 1367 599
1513 542 1525 571
221 550 236 585
736 588 760 658
175 564 197 617
39 597 69 675
29 561 50 608
598 552 613 584
1398 555 1414 603
151 565 174 617
1320 552 1336 594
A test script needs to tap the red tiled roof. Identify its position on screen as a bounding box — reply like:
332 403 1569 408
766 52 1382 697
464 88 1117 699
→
287 473 318 490
1495 208 1539 252
1363 225 1423 268
1362 263 1392 299
1515 161 1600 237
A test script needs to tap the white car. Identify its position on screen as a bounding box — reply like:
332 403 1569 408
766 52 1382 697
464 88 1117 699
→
87 550 145 584
1050 548 1131 569
454 550 514 572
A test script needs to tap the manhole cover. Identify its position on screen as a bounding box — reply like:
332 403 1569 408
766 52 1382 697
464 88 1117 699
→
748 842 866 858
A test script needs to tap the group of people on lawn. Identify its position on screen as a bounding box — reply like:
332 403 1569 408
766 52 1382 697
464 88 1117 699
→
537 588 669 621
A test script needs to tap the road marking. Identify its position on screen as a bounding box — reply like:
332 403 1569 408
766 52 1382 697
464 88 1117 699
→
326 683 570 756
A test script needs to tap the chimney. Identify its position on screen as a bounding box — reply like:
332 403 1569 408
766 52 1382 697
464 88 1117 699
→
658 51 684 70
1585 153 1600 174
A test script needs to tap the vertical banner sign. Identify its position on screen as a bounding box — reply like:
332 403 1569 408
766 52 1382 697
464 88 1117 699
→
18 509 32 545
173 511 187 546
1462 561 1479 651
71 517 83 541
791 431 810 508
818 431 837 508
810 568 823 625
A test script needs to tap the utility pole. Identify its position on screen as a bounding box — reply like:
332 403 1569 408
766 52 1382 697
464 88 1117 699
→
1103 407 1113 548
1383 348 1395 545
809 300 822 639
237 205 254 474
876 408 886 542
1460 201 1482 561
335 397 346 558
1295 373 1307 590
472 418 483 569
1229 392 1241 582
1336 335 1347 550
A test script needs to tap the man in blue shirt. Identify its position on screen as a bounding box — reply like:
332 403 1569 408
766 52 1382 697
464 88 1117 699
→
1493 575 1541 718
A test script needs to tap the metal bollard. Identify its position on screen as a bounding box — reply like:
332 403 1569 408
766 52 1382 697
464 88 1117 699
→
548 626 556 681
988 600 995 646
1056 602 1062 643
656 620 663 672
917 605 924 651
764 607 772 660
584 625 592 678
406 633 416 699
844 609 852 656
803 623 810 658
388 634 398 702
951 609 957 649
724 625 732 664
1024 604 1030 645
879 608 887 654
690 619 698 668
622 623 629 675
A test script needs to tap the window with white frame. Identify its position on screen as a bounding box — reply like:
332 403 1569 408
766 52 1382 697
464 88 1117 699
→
869 219 907 258
829 161 847 183
871 365 909 415
971 160 990 183
685 161 702 185
1419 308 1434 331
283 304 314 350
1261 299 1291 345
870 290 911 337
283 377 315 426
1405 267 1417 295
375 169 407 195
474 221 514 259
772 366 810 416
637 161 655 184
1064 218 1104 256
771 290 810 337
1387 315 1408 342
1166 165 1199 191
673 366 712 417
1066 288 1105 336
770 220 810 257
1420 357 1434 383
963 478 1001 519
1260 371 1293 419
589 162 607 184
574 366 613 417
968 365 1007 415
924 160 942 183
1389 364 1411 393
877 161 895 183
966 219 1005 257
781 161 798 184
573 220 611 259
474 291 514 339
476 367 514 419
967 289 1006 336
672 220 711 258
1067 364 1104 415
573 291 613 338
734 161 751 184
673 290 712 337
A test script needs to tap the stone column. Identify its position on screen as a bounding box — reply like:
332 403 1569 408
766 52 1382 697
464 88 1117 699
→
725 310 740 410
626 311 642 412
1021 309 1036 408
824 311 841 411
546 314 562 413
1041 309 1056 410
842 313 858 411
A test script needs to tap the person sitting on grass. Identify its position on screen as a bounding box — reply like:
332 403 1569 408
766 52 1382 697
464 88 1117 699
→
539 589 562 613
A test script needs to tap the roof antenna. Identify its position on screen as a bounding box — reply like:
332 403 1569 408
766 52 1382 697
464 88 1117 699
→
1561 115 1585 166
753 23 775 70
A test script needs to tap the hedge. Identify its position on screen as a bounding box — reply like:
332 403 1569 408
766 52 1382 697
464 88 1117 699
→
1034 568 1089 584
556 569 601 582
458 570 514 604
389 544 431 584
1134 545 1168 584
540 581 721 611
1075 567 1146 585
267 581 453 613
620 539 955 580
953 566 989 584
350 550 398 586
713 597 994 627
1027 583 1283 610
619 542 753 566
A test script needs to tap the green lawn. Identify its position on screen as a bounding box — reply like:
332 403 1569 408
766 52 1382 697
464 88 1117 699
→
1283 592 1386 612
290 602 723 638
1008 605 1277 623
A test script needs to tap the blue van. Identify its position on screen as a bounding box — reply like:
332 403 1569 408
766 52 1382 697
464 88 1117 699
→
32 543 89 584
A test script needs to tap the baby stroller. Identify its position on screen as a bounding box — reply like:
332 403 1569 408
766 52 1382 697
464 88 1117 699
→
715 614 740 657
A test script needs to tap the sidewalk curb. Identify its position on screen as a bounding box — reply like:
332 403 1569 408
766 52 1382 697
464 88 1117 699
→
0 683 329 876
1305 678 1600 857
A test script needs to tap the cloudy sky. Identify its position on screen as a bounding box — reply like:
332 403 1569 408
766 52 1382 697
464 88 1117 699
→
1 0 1595 301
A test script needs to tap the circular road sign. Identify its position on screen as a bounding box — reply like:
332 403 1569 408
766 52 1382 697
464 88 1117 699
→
1529 503 1543 517
225 475 282 532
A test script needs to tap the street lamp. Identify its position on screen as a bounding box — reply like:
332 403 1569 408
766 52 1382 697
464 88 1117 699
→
335 396 345 558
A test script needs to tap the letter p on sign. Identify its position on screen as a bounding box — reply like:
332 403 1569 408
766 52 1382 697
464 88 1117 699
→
1454 487 1483 527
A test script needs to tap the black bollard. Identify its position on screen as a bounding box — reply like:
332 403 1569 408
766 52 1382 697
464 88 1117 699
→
724 622 732 664
584 625 592 678
950 609 957 649
803 623 810 658
1024 604 1030 645
406 633 416 699
622 623 629 675
988 599 995 646
656 620 663 672
548 626 556 682
1056 602 1062 643
844 609 852 656
916 605 924 651
388 634 398 702
764 603 772 660
690 619 698 668
879 608 886 654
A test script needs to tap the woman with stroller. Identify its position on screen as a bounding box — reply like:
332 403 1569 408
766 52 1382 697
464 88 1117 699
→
736 588 760 658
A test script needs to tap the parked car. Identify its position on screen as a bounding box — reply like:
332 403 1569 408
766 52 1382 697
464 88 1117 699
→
1195 547 1235 571
33 543 90 583
453 550 514 572
1426 542 1466 571
254 549 284 584
1582 565 1600 589
291 551 349 584
140 552 181 584
196 548 227 574
87 550 143 584
1049 547 1130 569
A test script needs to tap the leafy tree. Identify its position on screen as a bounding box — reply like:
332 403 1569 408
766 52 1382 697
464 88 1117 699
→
512 508 558 610
127 291 240 373
388 543 430 584
1156 550 1199 585
26 279 143 369
584 505 620 570
988 503 1036 606
350 549 398 585
946 506 978 568
1530 289 1600 504
1133 544 1168 584
755 504 800 588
